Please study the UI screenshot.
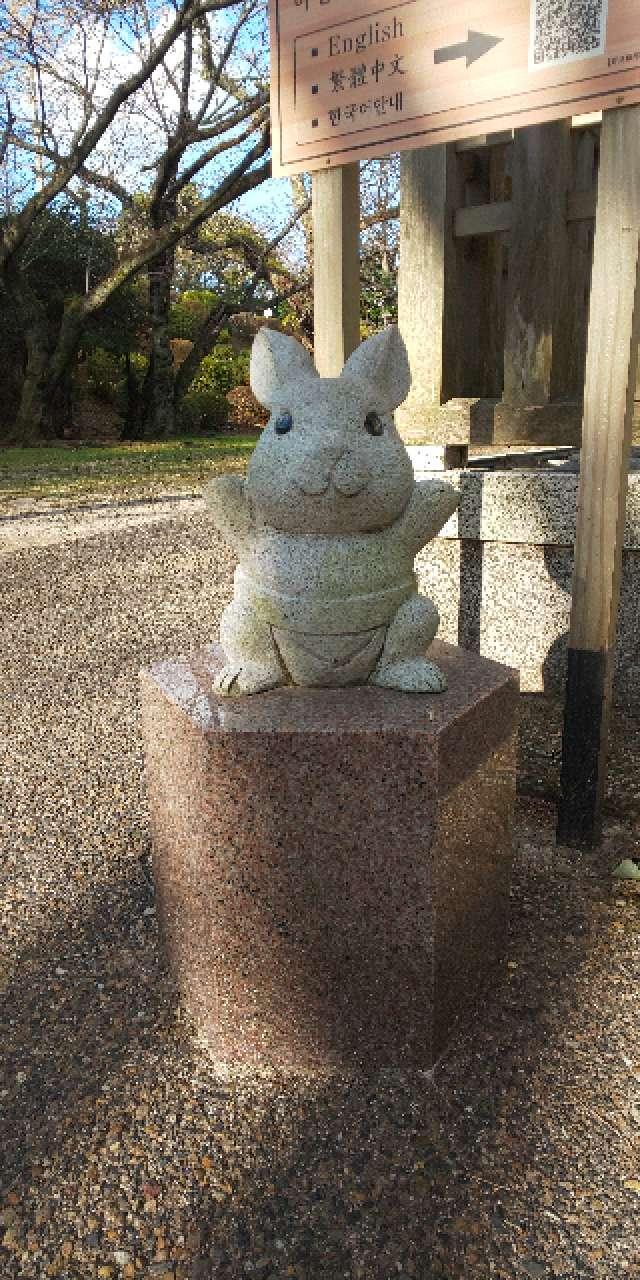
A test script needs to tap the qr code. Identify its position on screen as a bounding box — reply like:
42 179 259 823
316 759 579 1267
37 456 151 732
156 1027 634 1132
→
530 0 608 68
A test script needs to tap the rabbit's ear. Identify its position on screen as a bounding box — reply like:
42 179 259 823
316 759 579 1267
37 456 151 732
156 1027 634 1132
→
341 326 410 413
250 328 318 409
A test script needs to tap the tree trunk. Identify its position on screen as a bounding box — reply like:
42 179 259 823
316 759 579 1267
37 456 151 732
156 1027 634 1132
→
4 266 55 444
48 298 85 392
145 246 176 438
14 319 54 443
121 352 143 440
173 300 228 409
3 266 86 444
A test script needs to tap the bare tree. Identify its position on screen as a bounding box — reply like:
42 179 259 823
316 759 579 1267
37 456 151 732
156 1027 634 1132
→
0 0 274 441
133 0 271 435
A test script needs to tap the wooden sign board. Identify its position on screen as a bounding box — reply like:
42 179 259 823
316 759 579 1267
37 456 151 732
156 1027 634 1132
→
270 0 640 175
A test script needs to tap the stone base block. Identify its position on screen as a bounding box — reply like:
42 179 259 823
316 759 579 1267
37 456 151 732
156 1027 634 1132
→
140 641 518 1072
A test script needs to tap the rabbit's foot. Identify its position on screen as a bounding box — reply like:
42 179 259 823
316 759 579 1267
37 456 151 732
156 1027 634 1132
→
214 661 286 696
370 657 448 694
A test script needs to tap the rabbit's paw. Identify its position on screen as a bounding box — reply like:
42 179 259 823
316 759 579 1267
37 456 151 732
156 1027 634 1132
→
214 662 286 697
370 658 448 694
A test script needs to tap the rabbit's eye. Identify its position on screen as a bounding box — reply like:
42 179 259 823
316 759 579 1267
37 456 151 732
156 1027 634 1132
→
275 412 293 435
365 411 384 437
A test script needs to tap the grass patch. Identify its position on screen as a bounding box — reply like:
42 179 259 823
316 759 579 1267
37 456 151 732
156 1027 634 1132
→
0 434 259 508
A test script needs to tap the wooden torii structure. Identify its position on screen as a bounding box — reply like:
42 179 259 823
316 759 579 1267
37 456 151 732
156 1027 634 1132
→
311 107 640 847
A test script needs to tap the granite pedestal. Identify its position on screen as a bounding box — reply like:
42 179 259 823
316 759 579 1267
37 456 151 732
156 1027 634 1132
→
140 641 518 1072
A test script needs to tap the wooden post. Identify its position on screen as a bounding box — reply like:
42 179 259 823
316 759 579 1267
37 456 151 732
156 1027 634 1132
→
312 164 360 376
395 144 460 439
396 145 450 420
396 141 504 456
566 124 599 400
503 121 572 405
557 105 640 847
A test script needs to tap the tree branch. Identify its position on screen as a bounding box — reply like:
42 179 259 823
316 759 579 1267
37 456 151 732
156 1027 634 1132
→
67 126 272 327
0 96 14 170
173 201 308 401
1 0 251 272
171 107 269 197
8 133 133 207
192 0 256 127
193 88 268 141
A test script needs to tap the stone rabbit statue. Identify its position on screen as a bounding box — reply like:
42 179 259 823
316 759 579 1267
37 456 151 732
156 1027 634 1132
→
204 325 459 695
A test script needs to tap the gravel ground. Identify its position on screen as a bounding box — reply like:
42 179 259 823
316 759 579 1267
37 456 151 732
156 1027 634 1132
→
1 500 639 1280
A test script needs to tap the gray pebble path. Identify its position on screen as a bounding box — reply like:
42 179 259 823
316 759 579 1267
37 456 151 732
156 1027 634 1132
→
0 499 638 1280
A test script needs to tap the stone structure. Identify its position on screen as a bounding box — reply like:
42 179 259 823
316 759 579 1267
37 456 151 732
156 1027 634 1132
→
411 455 640 709
203 326 459 696
141 641 518 1072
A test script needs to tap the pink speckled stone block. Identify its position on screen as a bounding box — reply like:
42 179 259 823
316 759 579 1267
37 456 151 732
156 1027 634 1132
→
140 641 518 1072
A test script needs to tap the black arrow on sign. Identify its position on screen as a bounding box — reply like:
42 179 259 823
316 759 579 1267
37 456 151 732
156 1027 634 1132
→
434 29 502 68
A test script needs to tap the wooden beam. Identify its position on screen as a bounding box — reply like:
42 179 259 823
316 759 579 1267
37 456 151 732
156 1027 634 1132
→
455 131 513 152
395 397 585 446
454 200 512 238
557 105 640 848
390 397 640 447
454 116 601 152
312 164 360 376
454 190 597 240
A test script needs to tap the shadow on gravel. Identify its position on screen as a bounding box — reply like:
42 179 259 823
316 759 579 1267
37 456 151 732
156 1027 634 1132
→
0 802 636 1280
518 693 640 819
0 856 175 1189
183 804 630 1280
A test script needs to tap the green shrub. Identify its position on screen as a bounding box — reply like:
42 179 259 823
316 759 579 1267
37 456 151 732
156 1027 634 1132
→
191 346 249 398
86 347 123 403
178 387 228 434
195 348 232 396
233 349 250 386
168 290 218 341
128 351 149 385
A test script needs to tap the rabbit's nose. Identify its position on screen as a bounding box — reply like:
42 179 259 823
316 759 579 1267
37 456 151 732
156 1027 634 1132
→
298 470 330 496
331 452 368 496
294 446 344 495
